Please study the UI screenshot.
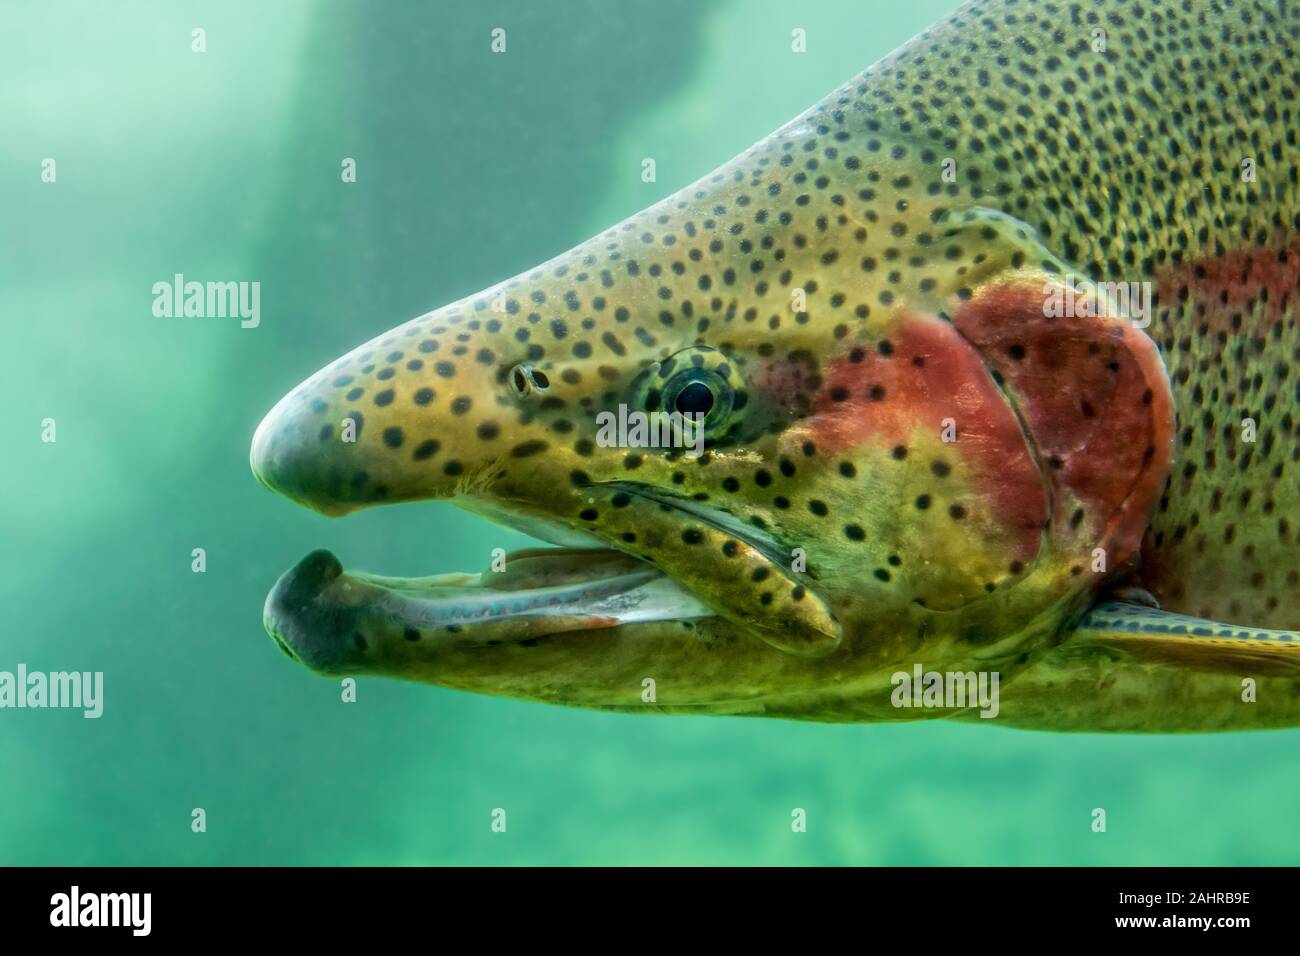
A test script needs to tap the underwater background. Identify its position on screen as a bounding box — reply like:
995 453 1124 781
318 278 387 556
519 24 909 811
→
2 0 1296 865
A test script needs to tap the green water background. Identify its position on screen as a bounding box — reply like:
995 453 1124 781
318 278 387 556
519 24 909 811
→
2 0 1294 865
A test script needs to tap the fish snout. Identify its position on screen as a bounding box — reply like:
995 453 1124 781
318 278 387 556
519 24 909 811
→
250 329 530 514
250 390 363 515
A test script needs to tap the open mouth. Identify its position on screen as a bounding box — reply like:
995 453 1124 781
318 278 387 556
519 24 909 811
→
259 408 848 673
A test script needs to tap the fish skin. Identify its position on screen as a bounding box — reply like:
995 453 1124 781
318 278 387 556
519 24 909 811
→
253 0 1300 730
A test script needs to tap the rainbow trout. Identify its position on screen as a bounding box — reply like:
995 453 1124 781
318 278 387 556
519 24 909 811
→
252 0 1300 731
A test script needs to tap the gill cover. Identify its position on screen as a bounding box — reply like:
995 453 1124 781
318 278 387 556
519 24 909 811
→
803 245 1174 626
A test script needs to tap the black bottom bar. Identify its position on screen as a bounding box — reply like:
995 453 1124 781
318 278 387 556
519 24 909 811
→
0 866 1282 942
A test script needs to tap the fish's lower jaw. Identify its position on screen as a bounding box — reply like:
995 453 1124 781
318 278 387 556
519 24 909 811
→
263 545 717 673
260 541 890 715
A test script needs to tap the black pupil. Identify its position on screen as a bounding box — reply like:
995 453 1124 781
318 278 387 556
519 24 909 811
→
675 381 714 415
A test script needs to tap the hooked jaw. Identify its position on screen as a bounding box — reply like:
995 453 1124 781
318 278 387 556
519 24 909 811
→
246 291 843 698
247 351 730 686
249 313 858 711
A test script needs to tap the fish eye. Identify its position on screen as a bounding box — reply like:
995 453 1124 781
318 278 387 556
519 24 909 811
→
660 368 733 424
509 363 549 396
674 381 714 415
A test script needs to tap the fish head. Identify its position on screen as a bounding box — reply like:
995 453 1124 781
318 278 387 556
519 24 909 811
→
252 128 1174 718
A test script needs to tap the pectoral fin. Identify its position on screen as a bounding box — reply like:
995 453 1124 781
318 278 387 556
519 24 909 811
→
1073 601 1300 676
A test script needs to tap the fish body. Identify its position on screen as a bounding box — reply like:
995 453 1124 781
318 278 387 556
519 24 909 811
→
252 0 1300 731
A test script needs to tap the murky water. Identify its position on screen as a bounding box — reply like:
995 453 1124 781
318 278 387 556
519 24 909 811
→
2 0 1295 865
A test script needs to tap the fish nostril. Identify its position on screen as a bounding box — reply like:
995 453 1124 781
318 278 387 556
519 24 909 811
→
508 363 550 397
